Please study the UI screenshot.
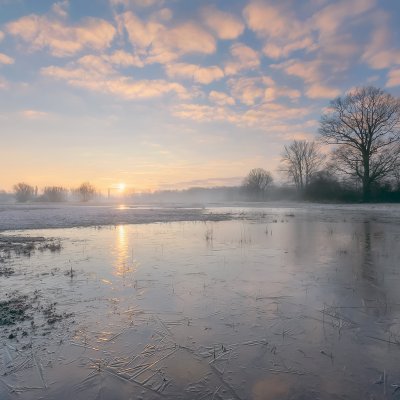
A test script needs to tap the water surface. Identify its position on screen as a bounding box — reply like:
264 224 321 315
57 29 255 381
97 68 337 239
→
1 206 400 399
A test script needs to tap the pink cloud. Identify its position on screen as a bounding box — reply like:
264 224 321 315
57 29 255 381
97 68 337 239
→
173 102 312 132
224 43 260 75
41 59 188 100
51 1 69 19
362 12 400 69
243 1 313 59
201 6 244 40
165 63 224 84
7 15 116 57
0 77 8 89
312 0 376 36
104 50 144 67
386 68 400 88
0 53 14 65
264 87 301 102
306 84 341 99
209 90 235 106
273 59 343 99
274 59 322 83
21 109 49 119
110 0 164 7
229 77 271 106
118 12 216 64
164 22 216 55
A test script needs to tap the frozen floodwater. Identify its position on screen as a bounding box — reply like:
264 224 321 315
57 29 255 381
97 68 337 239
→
0 204 400 399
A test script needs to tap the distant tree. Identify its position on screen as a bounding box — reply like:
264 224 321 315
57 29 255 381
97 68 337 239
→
305 170 341 201
75 182 96 202
319 86 400 202
13 182 35 203
280 140 325 191
43 186 68 202
243 168 273 199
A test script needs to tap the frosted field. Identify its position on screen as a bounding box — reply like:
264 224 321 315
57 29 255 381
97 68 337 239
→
1 204 400 399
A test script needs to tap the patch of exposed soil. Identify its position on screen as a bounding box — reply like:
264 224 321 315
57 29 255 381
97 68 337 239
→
0 295 30 326
0 235 62 277
0 291 73 341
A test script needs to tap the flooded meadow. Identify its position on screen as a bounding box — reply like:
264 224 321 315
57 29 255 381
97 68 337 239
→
0 204 400 399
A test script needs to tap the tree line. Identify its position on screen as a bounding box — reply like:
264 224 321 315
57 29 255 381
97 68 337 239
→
242 86 400 203
12 182 98 203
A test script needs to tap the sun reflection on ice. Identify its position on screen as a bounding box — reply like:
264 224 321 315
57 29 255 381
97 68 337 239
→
114 224 130 277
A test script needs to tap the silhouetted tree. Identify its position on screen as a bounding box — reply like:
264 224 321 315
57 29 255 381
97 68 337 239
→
319 86 400 202
75 182 96 202
305 170 341 200
43 186 68 202
281 140 325 191
13 182 35 203
243 168 273 199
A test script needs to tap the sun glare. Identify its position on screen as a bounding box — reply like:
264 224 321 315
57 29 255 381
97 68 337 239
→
117 183 126 192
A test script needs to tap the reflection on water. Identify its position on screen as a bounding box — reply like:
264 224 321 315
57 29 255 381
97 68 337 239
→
1 207 400 400
114 224 129 277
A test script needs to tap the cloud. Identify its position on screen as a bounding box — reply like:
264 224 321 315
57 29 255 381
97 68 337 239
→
7 14 116 57
172 104 237 123
201 6 244 40
165 22 216 53
362 12 400 70
274 59 321 83
243 1 313 59
312 0 376 37
21 109 49 119
272 59 341 99
0 77 8 89
104 50 144 67
116 11 162 50
229 77 273 106
240 103 311 127
117 11 216 65
263 37 317 60
306 84 341 99
41 57 188 100
228 76 299 105
173 102 312 132
386 68 400 88
264 87 301 102
224 43 260 75
165 63 224 84
51 1 69 18
209 90 235 106
110 0 164 8
0 53 14 65
243 0 377 63
0 31 4 42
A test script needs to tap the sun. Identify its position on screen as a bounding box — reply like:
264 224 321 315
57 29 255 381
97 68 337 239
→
117 183 126 192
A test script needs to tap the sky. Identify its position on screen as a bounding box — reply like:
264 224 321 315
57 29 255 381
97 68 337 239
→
0 0 400 193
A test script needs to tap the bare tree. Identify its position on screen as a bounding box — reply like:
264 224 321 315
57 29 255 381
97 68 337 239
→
43 186 68 202
75 182 96 202
319 86 400 201
280 140 325 191
243 168 273 199
13 182 35 203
